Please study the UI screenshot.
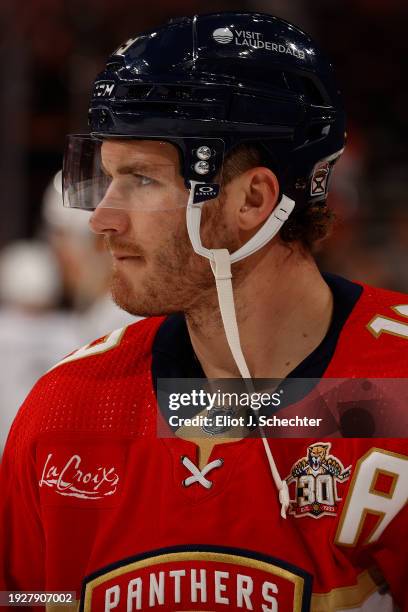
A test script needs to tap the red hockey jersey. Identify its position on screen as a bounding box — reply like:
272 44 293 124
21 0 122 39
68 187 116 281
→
1 280 408 612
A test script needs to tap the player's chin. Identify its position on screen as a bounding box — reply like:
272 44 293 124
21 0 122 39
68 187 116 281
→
111 286 145 317
110 272 167 317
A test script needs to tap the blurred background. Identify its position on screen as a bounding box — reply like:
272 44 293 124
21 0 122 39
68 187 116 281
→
0 0 407 450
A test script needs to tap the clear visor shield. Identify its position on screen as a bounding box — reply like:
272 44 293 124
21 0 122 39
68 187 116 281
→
63 135 195 213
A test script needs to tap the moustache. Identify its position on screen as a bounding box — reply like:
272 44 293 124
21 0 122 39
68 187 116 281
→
104 236 144 258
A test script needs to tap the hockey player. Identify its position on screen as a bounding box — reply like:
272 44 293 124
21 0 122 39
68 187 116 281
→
1 12 407 612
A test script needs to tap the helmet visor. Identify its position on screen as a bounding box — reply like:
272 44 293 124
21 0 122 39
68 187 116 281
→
63 135 190 212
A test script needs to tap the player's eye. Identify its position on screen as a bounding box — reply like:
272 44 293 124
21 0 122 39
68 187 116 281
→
132 173 154 186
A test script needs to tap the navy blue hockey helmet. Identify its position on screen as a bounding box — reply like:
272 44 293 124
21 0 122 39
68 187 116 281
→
75 11 345 210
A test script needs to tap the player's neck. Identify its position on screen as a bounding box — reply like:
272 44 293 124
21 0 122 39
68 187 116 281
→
186 244 333 379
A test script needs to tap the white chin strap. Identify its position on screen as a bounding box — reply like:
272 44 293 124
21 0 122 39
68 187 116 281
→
186 181 295 518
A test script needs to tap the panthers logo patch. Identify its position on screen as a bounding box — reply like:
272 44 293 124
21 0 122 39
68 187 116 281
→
80 545 313 611
286 443 351 519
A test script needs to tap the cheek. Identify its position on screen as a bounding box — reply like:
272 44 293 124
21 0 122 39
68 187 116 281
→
200 201 239 251
126 210 175 241
140 209 190 254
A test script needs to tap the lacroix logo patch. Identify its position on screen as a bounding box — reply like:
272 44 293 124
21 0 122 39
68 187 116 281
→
39 452 119 499
37 440 125 507
80 546 312 611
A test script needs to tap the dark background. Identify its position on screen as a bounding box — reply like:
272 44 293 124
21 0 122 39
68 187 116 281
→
1 0 407 289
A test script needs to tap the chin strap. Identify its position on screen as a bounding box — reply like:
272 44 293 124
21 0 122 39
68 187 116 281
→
186 182 295 519
187 185 295 263
209 249 251 379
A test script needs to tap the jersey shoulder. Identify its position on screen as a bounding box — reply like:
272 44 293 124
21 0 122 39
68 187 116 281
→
354 281 408 316
7 317 164 449
47 315 164 377
327 281 408 376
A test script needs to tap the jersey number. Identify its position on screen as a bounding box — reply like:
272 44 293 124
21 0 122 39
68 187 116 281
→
368 304 408 340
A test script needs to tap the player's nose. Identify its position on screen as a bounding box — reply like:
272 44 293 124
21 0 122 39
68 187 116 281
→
89 205 130 235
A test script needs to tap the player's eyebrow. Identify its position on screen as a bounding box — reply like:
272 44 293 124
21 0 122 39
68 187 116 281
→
101 160 173 176
101 160 158 176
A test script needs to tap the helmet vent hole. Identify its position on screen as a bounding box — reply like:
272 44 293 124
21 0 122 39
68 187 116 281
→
298 76 327 106
125 84 154 99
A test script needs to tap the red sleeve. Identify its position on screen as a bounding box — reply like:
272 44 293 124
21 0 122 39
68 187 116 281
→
0 403 46 595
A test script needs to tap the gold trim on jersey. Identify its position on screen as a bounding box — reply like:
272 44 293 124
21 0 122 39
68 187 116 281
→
310 568 385 611
369 467 399 499
83 550 306 612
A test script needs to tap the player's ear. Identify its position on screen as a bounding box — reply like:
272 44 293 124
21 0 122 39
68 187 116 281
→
233 167 280 231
